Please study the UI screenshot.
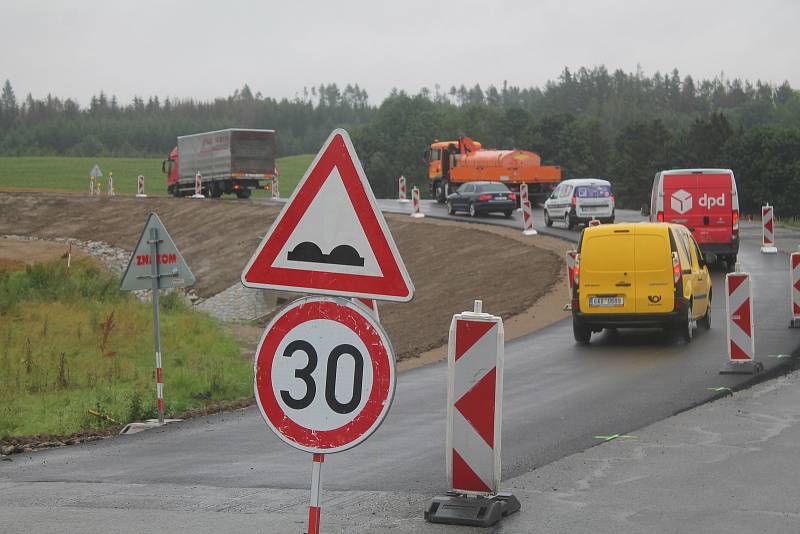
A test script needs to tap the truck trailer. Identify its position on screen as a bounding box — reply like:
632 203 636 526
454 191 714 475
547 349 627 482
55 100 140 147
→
424 137 561 203
163 128 277 198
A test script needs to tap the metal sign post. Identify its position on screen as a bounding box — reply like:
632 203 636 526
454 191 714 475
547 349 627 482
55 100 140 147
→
148 227 165 424
120 213 195 425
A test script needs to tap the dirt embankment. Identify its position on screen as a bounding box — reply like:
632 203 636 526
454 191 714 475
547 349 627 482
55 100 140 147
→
0 193 565 362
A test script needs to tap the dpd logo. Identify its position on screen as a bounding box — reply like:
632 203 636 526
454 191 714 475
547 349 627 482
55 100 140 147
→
670 189 692 214
699 193 725 209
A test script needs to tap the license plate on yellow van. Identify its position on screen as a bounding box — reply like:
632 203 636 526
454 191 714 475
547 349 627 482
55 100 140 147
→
589 296 624 307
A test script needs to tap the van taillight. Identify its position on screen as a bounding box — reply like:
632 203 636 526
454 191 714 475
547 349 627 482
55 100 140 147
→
657 211 664 222
573 253 581 287
732 210 739 230
672 251 681 285
571 196 576 208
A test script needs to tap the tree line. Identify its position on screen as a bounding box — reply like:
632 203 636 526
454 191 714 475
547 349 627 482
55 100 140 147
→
1 67 799 215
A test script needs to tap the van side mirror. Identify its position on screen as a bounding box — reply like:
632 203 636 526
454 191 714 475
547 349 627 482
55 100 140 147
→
641 204 650 216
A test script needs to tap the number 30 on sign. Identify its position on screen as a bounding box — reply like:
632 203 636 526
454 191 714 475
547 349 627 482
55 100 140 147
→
254 296 396 453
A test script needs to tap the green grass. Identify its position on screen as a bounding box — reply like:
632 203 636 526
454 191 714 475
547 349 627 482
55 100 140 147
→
0 154 315 197
0 259 252 438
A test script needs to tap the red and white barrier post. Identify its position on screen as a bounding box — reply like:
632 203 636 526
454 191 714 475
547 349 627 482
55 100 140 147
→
517 183 529 212
565 250 577 310
136 174 147 198
790 250 800 328
307 453 324 534
411 186 425 218
426 300 520 527
398 175 409 203
192 172 205 199
761 203 777 253
271 175 280 200
720 264 762 374
522 200 537 236
107 172 114 197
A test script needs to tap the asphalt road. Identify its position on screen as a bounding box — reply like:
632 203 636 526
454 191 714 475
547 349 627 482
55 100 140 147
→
2 207 798 500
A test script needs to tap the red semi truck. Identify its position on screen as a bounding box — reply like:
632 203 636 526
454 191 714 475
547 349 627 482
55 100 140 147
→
162 128 277 198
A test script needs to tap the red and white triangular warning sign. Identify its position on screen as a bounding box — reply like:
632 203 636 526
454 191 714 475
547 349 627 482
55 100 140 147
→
241 129 414 302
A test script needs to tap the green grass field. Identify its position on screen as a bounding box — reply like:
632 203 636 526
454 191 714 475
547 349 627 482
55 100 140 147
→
0 259 252 438
0 154 315 198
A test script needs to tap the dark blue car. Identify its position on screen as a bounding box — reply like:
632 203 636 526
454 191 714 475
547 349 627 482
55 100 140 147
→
446 182 517 217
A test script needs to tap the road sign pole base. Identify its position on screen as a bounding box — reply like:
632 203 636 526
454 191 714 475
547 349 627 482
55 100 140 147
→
790 318 800 328
410 213 425 218
719 360 764 375
523 229 538 236
136 194 148 198
760 246 778 254
191 194 206 199
397 199 409 203
425 492 520 527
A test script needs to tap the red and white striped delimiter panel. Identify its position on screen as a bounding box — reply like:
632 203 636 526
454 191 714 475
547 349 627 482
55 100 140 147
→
726 271 755 361
446 309 503 495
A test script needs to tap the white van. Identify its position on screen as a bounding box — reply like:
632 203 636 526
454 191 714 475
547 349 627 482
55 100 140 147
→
544 178 615 229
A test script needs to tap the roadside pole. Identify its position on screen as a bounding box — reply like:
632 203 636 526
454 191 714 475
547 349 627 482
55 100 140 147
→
120 213 195 426
148 227 165 424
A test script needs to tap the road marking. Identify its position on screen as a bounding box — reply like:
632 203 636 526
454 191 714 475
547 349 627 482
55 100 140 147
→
594 434 636 442
706 386 733 394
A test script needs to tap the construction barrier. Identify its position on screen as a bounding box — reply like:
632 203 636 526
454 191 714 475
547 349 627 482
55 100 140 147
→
522 200 537 235
519 183 529 211
720 266 762 374
565 251 577 309
791 251 800 327
761 204 777 253
272 176 280 200
411 187 424 218
89 176 96 196
398 175 409 202
136 175 147 197
192 172 205 199
426 300 519 526
107 172 114 197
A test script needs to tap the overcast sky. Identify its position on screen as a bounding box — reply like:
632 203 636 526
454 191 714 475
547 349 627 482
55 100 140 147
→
2 0 798 106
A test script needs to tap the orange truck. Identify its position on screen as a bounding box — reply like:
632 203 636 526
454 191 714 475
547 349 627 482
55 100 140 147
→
424 137 561 202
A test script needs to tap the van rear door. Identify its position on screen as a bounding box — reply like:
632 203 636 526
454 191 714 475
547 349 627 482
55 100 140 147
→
633 226 674 313
694 173 733 246
663 172 732 246
579 228 636 314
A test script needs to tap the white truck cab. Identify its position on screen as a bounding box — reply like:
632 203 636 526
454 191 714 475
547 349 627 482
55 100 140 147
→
544 178 615 230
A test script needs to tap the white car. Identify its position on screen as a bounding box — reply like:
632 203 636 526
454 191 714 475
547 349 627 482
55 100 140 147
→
544 178 615 229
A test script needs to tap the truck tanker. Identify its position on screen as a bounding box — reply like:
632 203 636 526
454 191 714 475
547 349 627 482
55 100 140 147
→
162 128 277 198
424 137 561 203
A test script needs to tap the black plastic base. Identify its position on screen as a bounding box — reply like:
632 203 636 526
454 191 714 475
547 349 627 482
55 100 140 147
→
425 492 521 527
719 360 763 375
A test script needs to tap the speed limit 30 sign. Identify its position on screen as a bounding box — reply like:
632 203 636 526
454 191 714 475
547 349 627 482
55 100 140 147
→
254 296 396 454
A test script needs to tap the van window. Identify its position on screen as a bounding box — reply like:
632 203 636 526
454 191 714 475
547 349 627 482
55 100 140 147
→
673 229 693 270
582 234 634 272
575 184 612 198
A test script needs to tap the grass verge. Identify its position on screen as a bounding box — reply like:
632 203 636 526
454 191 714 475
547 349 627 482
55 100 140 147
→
0 258 252 438
0 154 315 198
